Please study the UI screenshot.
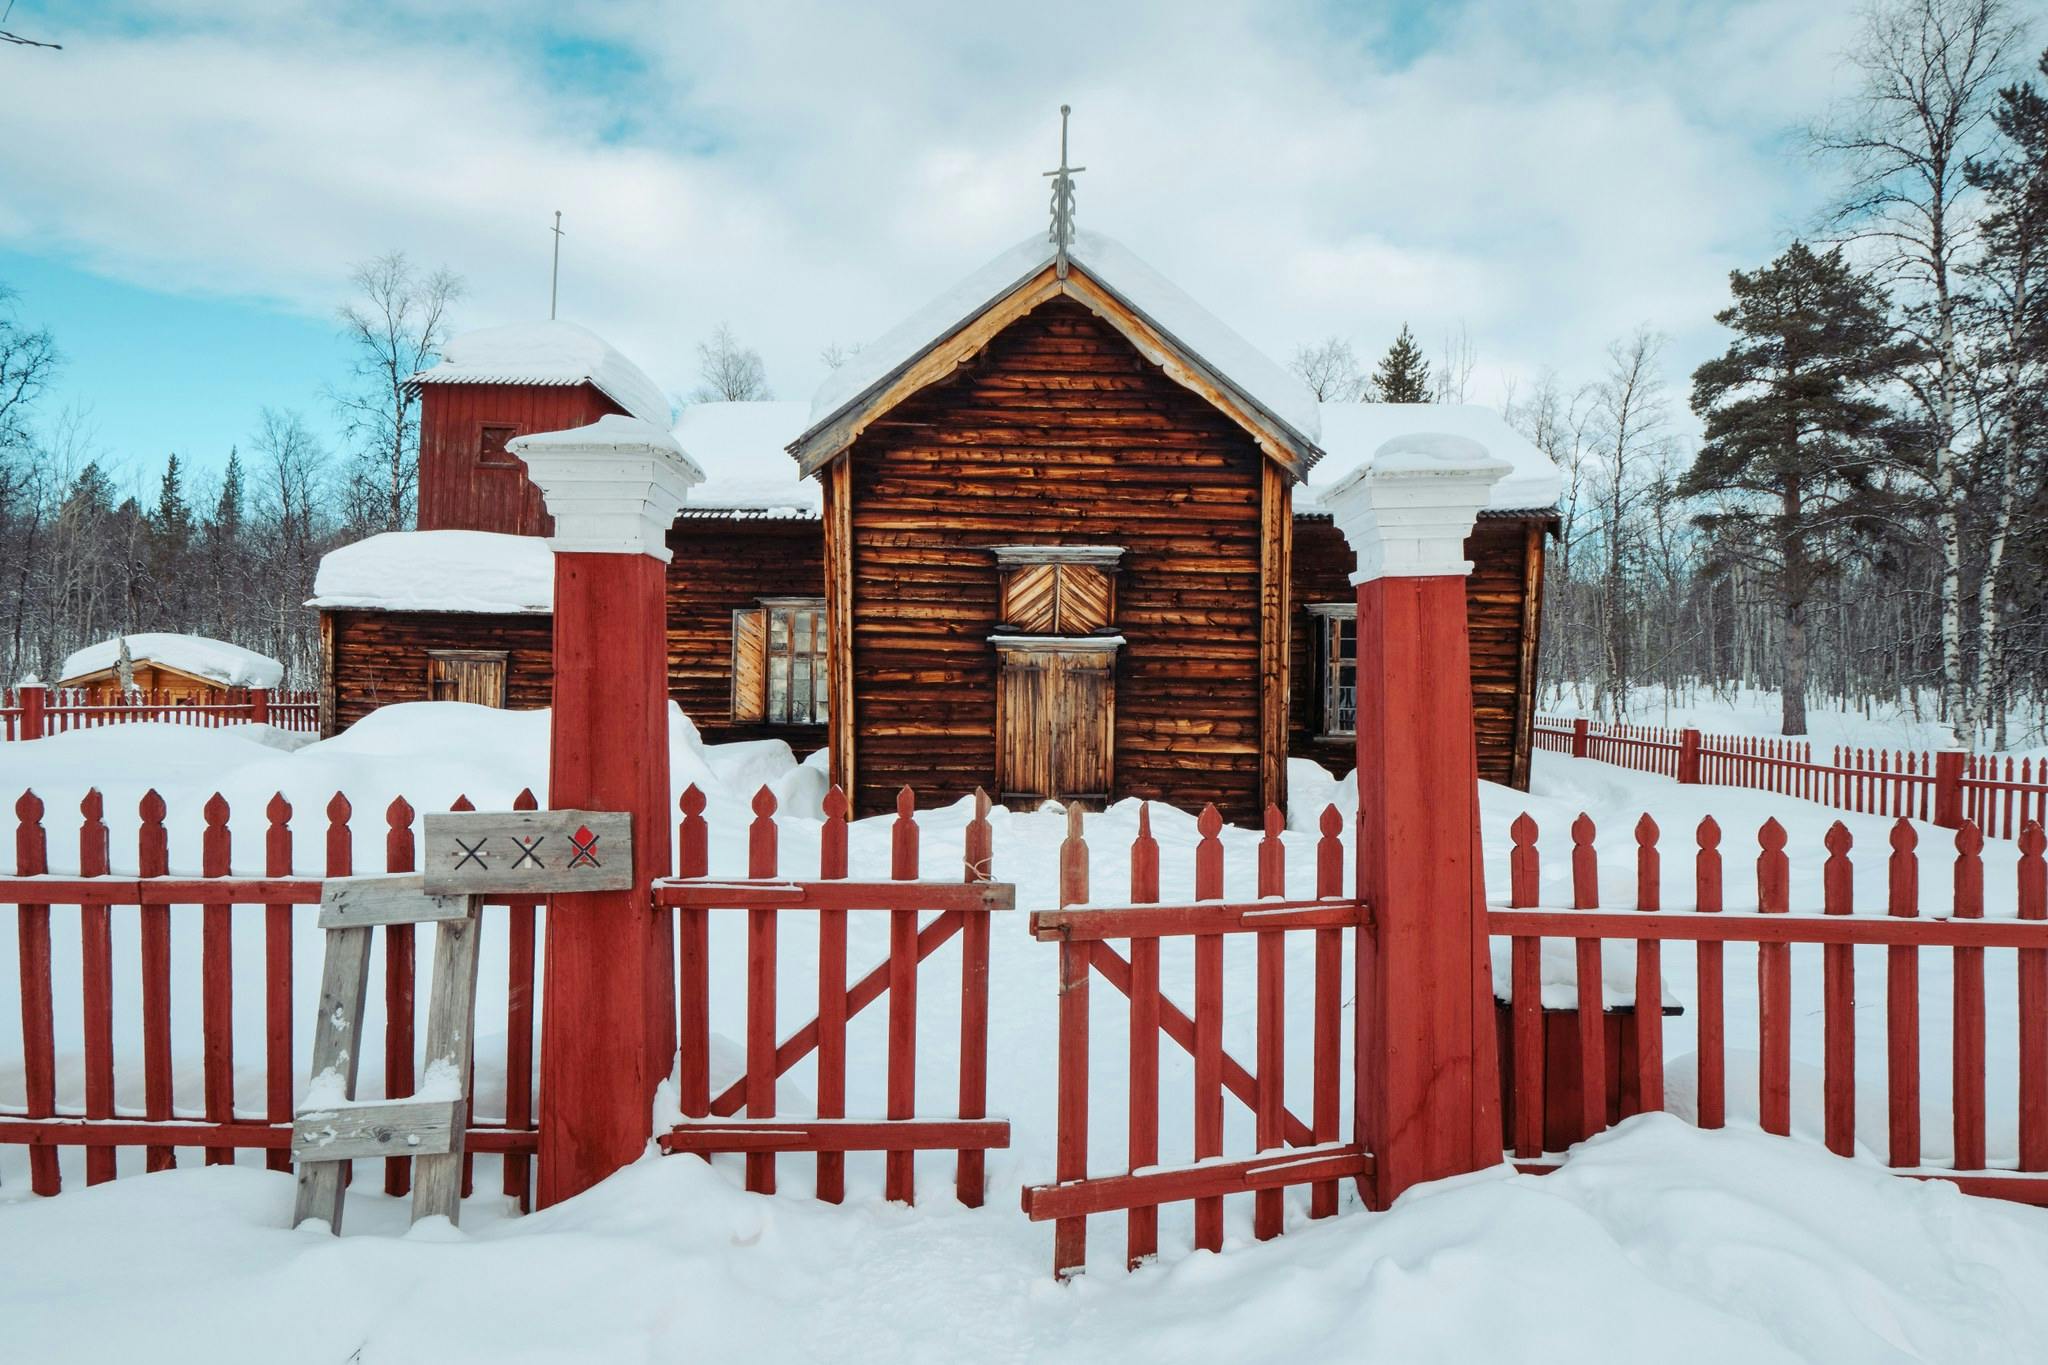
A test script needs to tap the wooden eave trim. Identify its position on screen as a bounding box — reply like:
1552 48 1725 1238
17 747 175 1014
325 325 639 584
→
59 661 241 692
789 264 1322 480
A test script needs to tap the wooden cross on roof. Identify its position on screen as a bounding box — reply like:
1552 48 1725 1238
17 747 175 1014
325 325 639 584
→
1043 104 1085 279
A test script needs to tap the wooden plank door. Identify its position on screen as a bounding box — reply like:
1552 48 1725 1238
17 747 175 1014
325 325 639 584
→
427 650 508 707
996 645 1115 808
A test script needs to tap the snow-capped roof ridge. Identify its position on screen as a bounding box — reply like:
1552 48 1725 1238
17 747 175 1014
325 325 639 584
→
414 319 674 429
1304 402 1562 514
58 633 285 689
672 400 819 517
310 530 554 615
801 227 1323 451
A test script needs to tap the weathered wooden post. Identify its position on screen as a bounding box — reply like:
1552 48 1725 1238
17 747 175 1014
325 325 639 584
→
1323 433 1506 1208
510 415 701 1206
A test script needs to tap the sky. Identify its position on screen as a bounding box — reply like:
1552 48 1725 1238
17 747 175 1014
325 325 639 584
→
0 0 1882 494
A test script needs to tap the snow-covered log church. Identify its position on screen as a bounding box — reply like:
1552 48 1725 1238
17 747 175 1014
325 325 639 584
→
312 206 1559 822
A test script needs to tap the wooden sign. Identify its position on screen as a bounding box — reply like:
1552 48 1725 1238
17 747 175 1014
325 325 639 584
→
422 809 634 893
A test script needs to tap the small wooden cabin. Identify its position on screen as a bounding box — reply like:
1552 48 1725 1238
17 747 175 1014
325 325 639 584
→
315 233 1558 823
58 632 285 703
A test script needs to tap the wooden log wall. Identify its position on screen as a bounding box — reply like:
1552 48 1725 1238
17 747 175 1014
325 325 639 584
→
840 297 1271 823
1288 514 1545 789
666 516 828 751
417 382 621 536
323 609 555 732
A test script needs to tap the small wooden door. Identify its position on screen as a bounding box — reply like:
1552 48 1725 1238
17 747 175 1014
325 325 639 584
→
427 650 508 707
996 643 1115 808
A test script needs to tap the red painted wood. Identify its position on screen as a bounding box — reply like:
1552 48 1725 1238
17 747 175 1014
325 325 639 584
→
887 787 919 1204
77 791 114 1184
1054 934 1090 1279
263 794 294 1175
382 796 416 1195
956 788 993 1208
540 550 669 1208
16 792 57 1194
1822 822 1856 1157
1756 819 1791 1136
1571 813 1605 1140
1024 1142 1371 1223
1952 822 1986 1171
1888 819 1921 1168
1127 802 1162 1265
1696 814 1726 1128
817 785 849 1203
662 1118 1010 1154
1255 804 1285 1240
446 794 479 1200
1509 813 1538 909
200 794 234 1167
1934 750 1965 829
1029 898 1359 941
141 790 174 1172
1193 802 1225 1252
747 787 779 1196
2021 823 2048 1171
1511 933 1543 1158
676 785 710 1124
322 793 353 1188
503 788 539 1208
1633 815 1663 1114
1311 803 1343 1218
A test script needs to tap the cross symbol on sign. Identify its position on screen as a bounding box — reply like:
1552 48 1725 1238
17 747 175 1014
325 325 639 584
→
510 835 546 870
452 838 489 871
568 825 602 869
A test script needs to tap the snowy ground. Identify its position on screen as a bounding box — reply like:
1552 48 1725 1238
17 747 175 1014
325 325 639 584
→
4 705 2048 1361
1545 682 2048 756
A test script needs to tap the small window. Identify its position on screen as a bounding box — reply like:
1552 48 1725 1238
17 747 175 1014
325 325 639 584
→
1310 605 1356 738
478 424 519 469
733 599 827 725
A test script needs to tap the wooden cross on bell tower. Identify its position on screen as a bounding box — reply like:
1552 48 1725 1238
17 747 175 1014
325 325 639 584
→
1043 104 1085 279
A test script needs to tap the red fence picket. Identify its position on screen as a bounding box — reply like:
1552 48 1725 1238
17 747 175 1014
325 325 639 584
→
0 686 321 739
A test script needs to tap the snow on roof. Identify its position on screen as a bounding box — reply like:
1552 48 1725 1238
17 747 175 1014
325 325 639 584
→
1302 403 1562 514
59 633 284 689
413 320 674 428
309 531 554 615
671 401 818 516
803 228 1323 451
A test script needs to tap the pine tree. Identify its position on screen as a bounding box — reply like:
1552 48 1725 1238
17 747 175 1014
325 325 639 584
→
1683 242 1905 736
150 453 195 628
1372 324 1432 403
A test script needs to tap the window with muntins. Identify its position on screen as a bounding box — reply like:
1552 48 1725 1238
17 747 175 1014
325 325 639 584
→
733 598 828 725
1311 605 1356 737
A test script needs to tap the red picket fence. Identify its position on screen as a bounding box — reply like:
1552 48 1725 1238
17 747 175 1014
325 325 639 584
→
1490 809 2048 1203
0 786 544 1203
1535 714 2048 841
1019 803 1366 1278
653 785 1015 1207
0 685 320 739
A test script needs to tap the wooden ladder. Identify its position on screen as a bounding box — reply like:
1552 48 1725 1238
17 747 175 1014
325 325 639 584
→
291 874 482 1233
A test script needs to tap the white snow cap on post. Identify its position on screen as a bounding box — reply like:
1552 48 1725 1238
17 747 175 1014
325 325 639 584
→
1321 433 1511 583
508 414 704 561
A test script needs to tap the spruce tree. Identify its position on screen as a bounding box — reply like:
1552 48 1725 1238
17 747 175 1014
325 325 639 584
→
151 454 194 628
1684 242 1905 736
1372 323 1432 403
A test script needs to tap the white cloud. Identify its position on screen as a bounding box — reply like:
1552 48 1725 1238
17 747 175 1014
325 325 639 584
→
0 0 1879 424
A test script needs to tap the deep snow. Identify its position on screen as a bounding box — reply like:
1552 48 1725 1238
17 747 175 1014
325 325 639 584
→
3 705 2047 1361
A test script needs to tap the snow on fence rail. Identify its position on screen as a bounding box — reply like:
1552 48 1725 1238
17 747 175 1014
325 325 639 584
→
1535 714 2048 840
1 786 544 1202
1492 809 2048 1202
0 685 320 740
1022 802 1362 1278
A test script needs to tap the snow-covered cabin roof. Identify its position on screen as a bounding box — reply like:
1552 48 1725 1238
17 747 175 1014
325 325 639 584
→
59 633 284 689
672 401 818 517
412 320 674 429
1301 404 1562 515
792 228 1324 477
309 531 554 615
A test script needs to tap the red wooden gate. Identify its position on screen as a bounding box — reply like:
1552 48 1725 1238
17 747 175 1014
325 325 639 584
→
1020 803 1371 1277
652 785 1014 1205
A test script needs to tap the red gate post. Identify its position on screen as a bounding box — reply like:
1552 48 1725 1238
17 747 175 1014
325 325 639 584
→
511 415 703 1208
1570 716 1589 758
1323 434 1507 1208
250 686 271 727
19 681 46 740
1934 745 1966 830
1677 728 1701 785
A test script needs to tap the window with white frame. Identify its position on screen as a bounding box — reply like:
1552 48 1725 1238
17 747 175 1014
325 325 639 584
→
732 598 828 725
1308 603 1356 738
